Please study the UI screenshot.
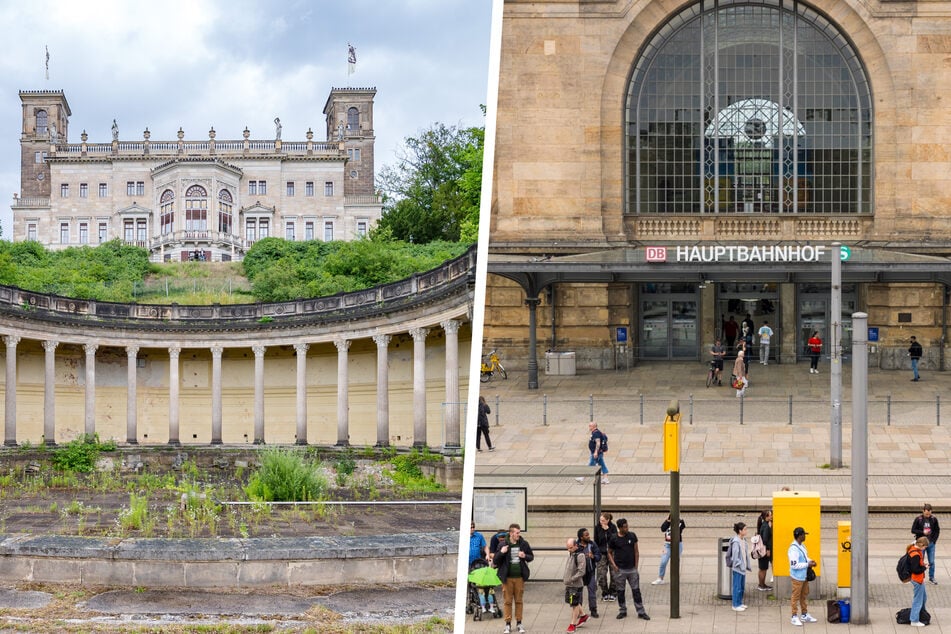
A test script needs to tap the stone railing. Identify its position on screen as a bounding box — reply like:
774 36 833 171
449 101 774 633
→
627 214 872 241
54 139 343 159
0 246 476 331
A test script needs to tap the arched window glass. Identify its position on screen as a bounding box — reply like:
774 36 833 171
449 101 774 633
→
160 189 175 235
36 110 48 136
626 0 872 214
347 107 359 131
218 189 233 234
185 185 208 232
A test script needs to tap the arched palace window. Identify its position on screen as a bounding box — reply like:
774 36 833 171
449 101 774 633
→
218 189 233 234
160 190 175 235
626 0 872 214
185 185 208 232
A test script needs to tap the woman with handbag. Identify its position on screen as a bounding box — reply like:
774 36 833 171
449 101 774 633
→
788 526 818 626
732 349 748 398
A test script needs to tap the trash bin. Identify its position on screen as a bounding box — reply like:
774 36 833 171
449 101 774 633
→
717 537 732 599
838 600 850 623
544 351 577 376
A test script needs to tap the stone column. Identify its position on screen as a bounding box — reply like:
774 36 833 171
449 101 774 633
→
253 344 266 444
373 334 392 446
441 320 461 448
295 343 309 445
126 346 139 444
211 345 223 445
168 346 181 445
409 327 430 447
335 338 350 446
4 335 20 446
84 343 98 437
42 339 58 446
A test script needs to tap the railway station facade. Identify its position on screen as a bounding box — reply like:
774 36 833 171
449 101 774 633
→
485 0 951 382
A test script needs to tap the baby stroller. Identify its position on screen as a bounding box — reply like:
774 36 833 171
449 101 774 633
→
466 558 502 621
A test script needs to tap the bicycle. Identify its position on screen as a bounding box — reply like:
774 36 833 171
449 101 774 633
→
706 359 723 388
480 350 507 382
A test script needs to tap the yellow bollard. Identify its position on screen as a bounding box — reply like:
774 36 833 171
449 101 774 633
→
838 521 851 594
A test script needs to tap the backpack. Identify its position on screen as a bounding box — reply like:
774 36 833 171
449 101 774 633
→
725 539 735 568
600 432 608 453
750 534 767 559
896 607 931 625
897 552 913 583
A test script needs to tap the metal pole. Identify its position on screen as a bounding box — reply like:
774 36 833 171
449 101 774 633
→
495 395 500 427
788 394 793 425
640 395 645 425
739 392 744 425
589 394 594 423
543 394 548 426
831 242 843 468
850 312 869 623
670 469 680 619
887 394 891 426
688 394 694 425
938 395 941 427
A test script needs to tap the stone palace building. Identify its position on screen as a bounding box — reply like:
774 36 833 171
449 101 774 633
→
486 0 951 385
12 87 381 262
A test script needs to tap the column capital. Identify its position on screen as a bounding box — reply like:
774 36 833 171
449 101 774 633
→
42 340 59 353
126 345 140 358
252 344 267 357
373 333 392 348
168 345 181 360
294 343 310 355
409 327 430 342
525 297 542 307
4 335 20 348
440 319 461 335
334 338 351 352
84 343 98 356
210 345 223 357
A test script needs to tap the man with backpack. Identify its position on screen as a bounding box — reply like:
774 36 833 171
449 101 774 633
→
584 421 609 485
907 536 930 627
577 527 601 618
911 503 940 584
563 537 590 633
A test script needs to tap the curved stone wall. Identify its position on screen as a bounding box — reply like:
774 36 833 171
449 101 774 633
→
0 248 475 448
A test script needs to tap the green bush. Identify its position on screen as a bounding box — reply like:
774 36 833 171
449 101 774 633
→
50 434 116 473
244 448 328 502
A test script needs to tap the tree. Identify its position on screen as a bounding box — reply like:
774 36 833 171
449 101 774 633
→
376 120 483 243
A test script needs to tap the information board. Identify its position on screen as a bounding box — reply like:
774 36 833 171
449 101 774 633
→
472 487 528 532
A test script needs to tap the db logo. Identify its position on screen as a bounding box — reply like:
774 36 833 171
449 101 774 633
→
646 247 667 262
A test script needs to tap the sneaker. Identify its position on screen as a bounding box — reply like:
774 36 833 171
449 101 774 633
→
577 614 589 626
575 477 585 483
601 478 610 484
651 578 665 585
911 622 926 627
739 605 747 610
489 447 495 451
478 449 484 452
757 585 772 591
567 625 576 633
801 613 817 623
602 594 615 602
791 615 802 626
482 606 489 613
517 623 525 634
930 578 938 585
504 624 511 634
731 605 746 611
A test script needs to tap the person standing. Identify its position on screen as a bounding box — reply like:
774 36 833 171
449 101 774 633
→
577 528 600 618
758 321 774 365
710 338 726 385
756 510 774 591
563 537 590 633
807 331 822 374
470 522 488 565
586 421 609 485
908 536 930 627
742 313 755 338
652 513 685 585
911 503 940 584
733 349 748 398
477 396 494 452
729 522 751 611
724 316 739 352
495 523 534 634
607 518 650 621
788 526 818 626
594 512 618 602
909 336 923 382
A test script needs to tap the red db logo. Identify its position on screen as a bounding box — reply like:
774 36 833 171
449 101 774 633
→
646 247 667 262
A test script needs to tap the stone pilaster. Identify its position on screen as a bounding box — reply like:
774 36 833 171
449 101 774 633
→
83 343 98 437
4 335 20 446
335 338 350 446
210 345 223 445
441 320 461 448
295 343 309 445
253 345 266 444
42 340 58 446
168 346 181 445
373 334 392 447
126 346 139 444
409 327 430 447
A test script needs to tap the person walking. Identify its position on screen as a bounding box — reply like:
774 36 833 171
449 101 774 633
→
758 321 773 365
733 349 748 398
908 536 930 627
728 522 751 611
495 523 534 634
756 510 774 591
586 421 609 484
607 518 650 621
563 537 590 633
477 395 494 452
807 331 822 373
652 513 685 585
912 503 940 584
576 528 601 618
710 338 726 385
909 336 923 382
594 512 618 603
788 526 818 626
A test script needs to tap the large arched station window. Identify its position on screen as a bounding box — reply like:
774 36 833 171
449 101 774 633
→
626 0 872 214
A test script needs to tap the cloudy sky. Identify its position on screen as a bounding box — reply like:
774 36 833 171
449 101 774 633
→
0 0 495 235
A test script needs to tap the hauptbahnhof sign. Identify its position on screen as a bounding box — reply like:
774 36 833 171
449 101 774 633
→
646 244 834 263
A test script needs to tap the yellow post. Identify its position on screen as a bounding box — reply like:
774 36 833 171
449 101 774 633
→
838 521 851 592
772 490 821 577
663 412 681 472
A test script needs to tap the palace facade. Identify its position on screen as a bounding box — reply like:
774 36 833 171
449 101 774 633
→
12 88 381 262
486 0 951 385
